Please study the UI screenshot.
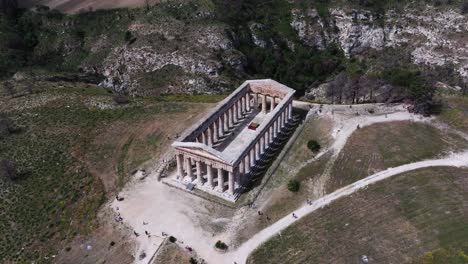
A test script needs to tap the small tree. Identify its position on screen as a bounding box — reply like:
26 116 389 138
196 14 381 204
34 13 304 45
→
215 240 228 250
462 0 468 14
3 81 15 96
307 140 321 152
113 94 130 104
287 179 300 192
125 31 133 42
1 159 17 181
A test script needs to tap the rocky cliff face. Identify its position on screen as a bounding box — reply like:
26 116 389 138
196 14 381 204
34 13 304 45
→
290 5 468 103
291 6 468 78
81 16 243 95
5 1 467 105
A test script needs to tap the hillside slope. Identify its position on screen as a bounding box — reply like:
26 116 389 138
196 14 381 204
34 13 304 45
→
2 0 467 113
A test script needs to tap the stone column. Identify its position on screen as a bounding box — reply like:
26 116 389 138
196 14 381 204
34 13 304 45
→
255 141 261 160
186 157 193 180
270 126 274 142
213 123 218 142
246 93 251 111
228 169 235 195
270 96 275 112
250 148 256 167
253 93 258 109
241 97 246 114
273 120 278 138
219 117 224 137
261 95 267 113
224 112 229 131
244 154 250 173
196 161 203 184
201 131 206 145
176 154 184 178
233 105 238 123
260 136 265 154
217 168 224 192
265 130 270 149
207 164 214 187
238 100 242 118
228 109 234 128
207 126 213 146
283 110 287 126
288 103 293 119
239 161 244 179
279 113 283 129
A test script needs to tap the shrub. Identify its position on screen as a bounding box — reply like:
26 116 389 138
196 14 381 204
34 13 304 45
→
307 140 321 152
113 94 130 104
3 81 15 96
124 31 132 42
168 236 177 243
462 1 468 14
215 240 228 250
287 179 300 193
0 115 21 138
0 159 17 181
189 258 198 264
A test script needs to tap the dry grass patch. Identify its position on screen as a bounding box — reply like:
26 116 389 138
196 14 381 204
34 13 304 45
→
436 94 468 133
153 242 192 264
248 167 468 264
327 120 468 192
264 115 333 190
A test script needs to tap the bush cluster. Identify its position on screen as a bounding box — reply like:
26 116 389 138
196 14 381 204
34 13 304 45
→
287 179 300 192
307 140 321 153
215 240 228 250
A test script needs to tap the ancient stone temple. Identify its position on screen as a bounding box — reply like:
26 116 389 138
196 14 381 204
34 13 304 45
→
172 79 295 199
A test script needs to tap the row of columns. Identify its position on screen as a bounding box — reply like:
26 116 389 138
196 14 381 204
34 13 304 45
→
195 92 285 148
176 154 238 194
234 100 293 182
196 92 253 147
251 94 279 114
175 97 294 196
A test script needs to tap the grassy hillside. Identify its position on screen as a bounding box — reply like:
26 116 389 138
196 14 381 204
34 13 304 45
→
248 120 468 232
249 167 468 264
327 121 468 191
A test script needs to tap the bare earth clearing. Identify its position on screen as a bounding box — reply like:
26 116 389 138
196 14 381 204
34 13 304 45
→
111 102 468 264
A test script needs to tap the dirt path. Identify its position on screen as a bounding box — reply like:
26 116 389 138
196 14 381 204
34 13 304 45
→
227 151 468 264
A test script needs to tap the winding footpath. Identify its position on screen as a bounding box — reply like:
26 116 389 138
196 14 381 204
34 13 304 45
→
224 151 468 263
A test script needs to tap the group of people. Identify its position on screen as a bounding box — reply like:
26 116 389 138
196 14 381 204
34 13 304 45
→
257 210 271 221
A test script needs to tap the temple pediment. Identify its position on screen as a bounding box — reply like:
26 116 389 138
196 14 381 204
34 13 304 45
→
175 146 227 164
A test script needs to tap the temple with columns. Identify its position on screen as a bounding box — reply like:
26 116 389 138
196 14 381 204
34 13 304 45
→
171 79 295 200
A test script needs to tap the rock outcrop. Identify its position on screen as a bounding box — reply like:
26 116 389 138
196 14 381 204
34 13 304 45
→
292 6 468 79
